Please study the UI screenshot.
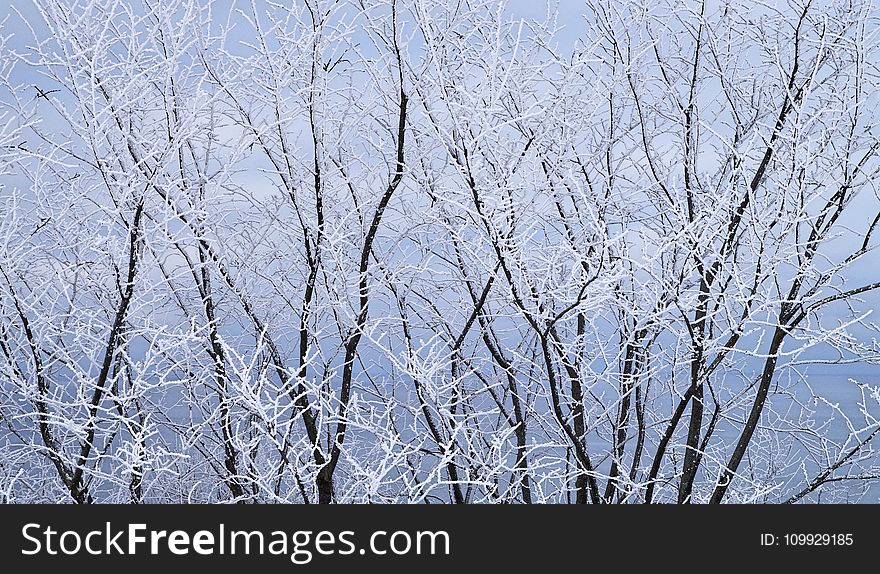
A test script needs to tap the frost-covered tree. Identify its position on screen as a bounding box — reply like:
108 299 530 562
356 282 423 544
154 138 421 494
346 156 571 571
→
1 0 879 503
